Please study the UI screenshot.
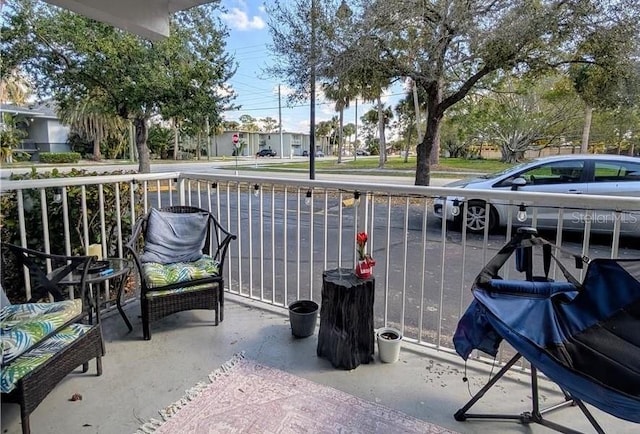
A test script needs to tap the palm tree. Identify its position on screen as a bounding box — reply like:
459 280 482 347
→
322 80 355 163
57 92 128 160
0 69 31 105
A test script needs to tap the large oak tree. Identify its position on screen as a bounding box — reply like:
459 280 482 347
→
266 0 640 185
1 0 234 172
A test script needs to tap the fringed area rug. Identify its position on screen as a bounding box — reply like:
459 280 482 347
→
137 352 457 434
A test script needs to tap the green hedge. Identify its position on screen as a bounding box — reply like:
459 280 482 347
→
0 168 142 302
38 152 82 164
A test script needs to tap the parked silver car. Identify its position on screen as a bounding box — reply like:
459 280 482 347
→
434 154 640 235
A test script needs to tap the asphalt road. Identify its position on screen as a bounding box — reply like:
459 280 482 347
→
0 157 458 186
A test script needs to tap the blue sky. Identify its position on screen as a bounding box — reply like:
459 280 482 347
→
219 0 403 135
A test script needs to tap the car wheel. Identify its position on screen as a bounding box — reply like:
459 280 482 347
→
464 200 498 233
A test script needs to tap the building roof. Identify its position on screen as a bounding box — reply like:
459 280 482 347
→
0 102 59 120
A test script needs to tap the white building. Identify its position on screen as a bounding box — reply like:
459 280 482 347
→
213 131 315 158
1 102 71 161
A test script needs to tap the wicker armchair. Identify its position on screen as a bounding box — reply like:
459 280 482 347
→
1 243 105 434
125 206 236 340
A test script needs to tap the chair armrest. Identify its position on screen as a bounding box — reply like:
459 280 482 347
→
124 216 148 287
211 216 237 272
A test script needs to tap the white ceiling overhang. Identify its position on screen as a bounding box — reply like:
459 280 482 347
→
43 0 213 40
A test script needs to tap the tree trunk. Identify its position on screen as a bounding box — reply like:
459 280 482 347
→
173 118 179 160
430 123 440 165
416 111 440 186
429 80 444 165
196 131 201 160
412 79 423 144
404 128 412 163
93 133 102 160
133 116 151 173
205 118 211 161
581 105 593 153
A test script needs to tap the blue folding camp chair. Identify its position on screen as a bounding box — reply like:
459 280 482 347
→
453 227 640 433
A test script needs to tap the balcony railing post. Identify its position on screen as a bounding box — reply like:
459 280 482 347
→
177 177 187 206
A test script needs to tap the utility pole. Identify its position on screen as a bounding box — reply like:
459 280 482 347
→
279 84 284 158
309 0 317 179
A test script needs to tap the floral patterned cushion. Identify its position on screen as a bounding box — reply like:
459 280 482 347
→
1 323 91 393
142 255 220 299
0 300 83 365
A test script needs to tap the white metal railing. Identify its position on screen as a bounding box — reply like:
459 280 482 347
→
1 172 639 363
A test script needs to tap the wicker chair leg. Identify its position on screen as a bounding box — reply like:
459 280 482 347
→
96 356 103 376
82 362 89 373
20 410 30 434
143 320 151 340
142 298 151 340
219 280 224 322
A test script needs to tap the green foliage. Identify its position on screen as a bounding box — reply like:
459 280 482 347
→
0 112 28 162
569 24 640 110
38 152 82 164
261 117 279 133
232 140 247 156
239 115 259 132
2 0 234 173
147 124 174 159
0 168 142 301
266 0 640 184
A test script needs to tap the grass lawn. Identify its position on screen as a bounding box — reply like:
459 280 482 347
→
244 156 513 174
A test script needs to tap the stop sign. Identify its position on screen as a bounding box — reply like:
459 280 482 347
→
232 133 239 144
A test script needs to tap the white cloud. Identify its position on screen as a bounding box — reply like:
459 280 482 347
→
320 104 335 117
221 8 265 31
295 119 310 132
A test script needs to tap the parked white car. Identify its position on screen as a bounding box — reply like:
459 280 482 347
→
434 154 640 235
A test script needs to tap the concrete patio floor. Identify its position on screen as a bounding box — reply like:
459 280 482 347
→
1 294 636 434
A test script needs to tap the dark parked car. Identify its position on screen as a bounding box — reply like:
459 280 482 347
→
256 148 277 157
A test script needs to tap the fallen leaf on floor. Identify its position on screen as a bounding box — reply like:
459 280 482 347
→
69 393 83 401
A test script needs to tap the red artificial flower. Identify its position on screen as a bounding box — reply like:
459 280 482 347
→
356 232 370 260
356 232 368 247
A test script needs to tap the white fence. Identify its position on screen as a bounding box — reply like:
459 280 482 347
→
1 172 639 363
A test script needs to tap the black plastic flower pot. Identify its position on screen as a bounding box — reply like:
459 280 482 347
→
288 300 319 338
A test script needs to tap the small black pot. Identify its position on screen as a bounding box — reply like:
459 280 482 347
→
288 300 319 338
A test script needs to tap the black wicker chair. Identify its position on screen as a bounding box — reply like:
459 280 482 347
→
125 206 236 340
1 243 105 434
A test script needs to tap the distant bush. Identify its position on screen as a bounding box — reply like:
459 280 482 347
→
39 152 82 164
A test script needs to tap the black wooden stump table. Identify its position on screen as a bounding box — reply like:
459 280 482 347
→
316 268 375 370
